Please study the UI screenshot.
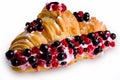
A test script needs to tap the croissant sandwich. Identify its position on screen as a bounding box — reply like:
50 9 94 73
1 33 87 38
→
5 2 116 72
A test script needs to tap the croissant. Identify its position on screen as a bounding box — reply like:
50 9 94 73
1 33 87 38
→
5 2 116 72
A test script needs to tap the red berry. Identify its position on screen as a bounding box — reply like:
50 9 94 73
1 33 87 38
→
50 47 58 55
19 57 27 65
101 44 105 49
69 48 73 54
87 45 94 52
77 47 84 54
14 51 22 58
81 35 87 40
75 42 80 47
85 38 91 44
52 56 59 68
61 3 67 12
31 47 40 54
52 4 59 11
78 11 84 17
61 39 68 47
29 22 36 27
99 37 103 42
110 41 115 47
94 32 99 37
38 60 45 67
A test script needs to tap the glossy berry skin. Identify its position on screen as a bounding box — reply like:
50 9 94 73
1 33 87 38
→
83 12 90 21
101 34 108 40
111 33 116 40
41 52 52 61
32 63 38 68
28 56 37 64
94 46 102 55
23 49 31 57
46 60 51 67
105 41 110 46
26 26 36 33
6 50 14 59
40 44 48 52
61 61 67 65
57 52 67 61
36 25 44 32
87 33 95 39
92 38 100 45
51 41 60 47
68 42 75 48
11 58 20 66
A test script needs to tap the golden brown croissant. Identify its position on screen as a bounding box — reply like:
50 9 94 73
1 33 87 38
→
5 2 116 72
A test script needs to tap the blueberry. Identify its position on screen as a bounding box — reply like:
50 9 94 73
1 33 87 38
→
87 32 95 39
57 52 67 61
83 16 89 21
36 25 44 32
73 12 78 18
36 18 42 25
40 44 48 52
28 56 37 64
75 35 80 42
41 52 52 61
92 38 100 45
105 41 110 46
73 49 78 58
78 17 84 22
65 38 71 43
11 58 20 66
23 49 31 57
6 50 14 59
51 41 61 47
50 2 59 5
26 26 36 33
61 61 67 65
101 34 108 40
94 46 102 55
111 33 116 40
68 42 75 48
57 47 63 52
46 60 51 67
84 48 87 52
98 31 103 36
32 63 38 68
84 12 90 21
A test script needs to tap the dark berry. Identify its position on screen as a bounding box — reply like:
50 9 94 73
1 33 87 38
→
11 58 20 66
51 41 61 47
40 44 48 52
92 38 100 45
68 42 75 48
50 2 59 5
46 60 51 67
65 38 71 43
25 22 30 27
57 47 64 52
32 63 38 68
73 49 78 58
98 31 103 36
101 34 108 40
23 49 31 57
57 52 67 61
111 33 116 40
61 3 67 12
75 35 80 42
84 48 87 52
104 41 110 46
41 52 52 61
73 12 78 18
28 56 37 64
78 17 84 22
36 18 42 25
87 32 95 39
61 61 67 65
84 12 90 21
26 26 36 33
36 25 44 32
94 46 102 55
6 50 14 59
84 16 90 21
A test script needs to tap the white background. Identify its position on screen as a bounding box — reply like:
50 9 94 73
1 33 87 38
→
0 0 120 80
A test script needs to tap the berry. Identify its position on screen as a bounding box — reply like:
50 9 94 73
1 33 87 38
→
87 32 95 39
29 22 36 27
73 12 78 18
19 57 27 65
78 11 84 17
38 60 45 67
41 52 52 61
36 18 42 25
61 3 67 12
52 57 59 68
51 41 61 47
101 34 108 40
92 38 100 45
57 46 64 52
32 63 38 68
105 30 111 37
23 49 31 57
46 60 51 67
6 50 14 59
28 56 37 64
73 49 78 58
40 44 48 52
75 35 80 42
11 58 20 66
57 52 67 61
50 2 59 5
104 41 110 46
61 39 68 47
65 38 71 43
87 45 94 52
77 47 84 54
111 33 116 40
84 38 91 44
101 44 105 49
61 61 67 65
78 17 84 22
94 46 102 55
69 48 73 54
25 22 30 27
36 25 44 32
84 48 87 52
26 26 36 33
110 41 115 47
98 31 103 36
68 42 75 48
52 4 59 11
84 12 90 21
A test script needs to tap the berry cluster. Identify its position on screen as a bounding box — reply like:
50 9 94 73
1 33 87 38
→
46 2 67 12
73 11 90 22
26 18 44 33
6 30 116 69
